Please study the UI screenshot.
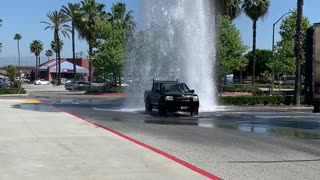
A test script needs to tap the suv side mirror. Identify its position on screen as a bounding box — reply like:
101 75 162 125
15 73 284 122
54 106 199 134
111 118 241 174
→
155 89 161 93
190 90 195 93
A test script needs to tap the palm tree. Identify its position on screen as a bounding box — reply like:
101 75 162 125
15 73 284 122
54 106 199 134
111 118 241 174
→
51 40 64 77
41 10 70 85
242 0 270 85
294 0 304 105
109 3 136 34
45 50 53 61
30 40 43 80
14 34 22 68
222 0 242 20
0 19 2 54
76 0 106 84
61 3 81 80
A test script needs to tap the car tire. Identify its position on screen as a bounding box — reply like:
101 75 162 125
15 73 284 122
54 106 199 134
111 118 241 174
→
158 100 167 116
190 108 198 116
145 97 153 112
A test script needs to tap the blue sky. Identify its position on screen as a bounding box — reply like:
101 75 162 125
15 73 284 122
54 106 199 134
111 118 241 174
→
0 0 320 66
0 0 142 66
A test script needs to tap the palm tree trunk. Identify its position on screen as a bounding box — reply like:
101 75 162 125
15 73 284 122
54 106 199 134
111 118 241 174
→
252 20 257 86
294 0 304 105
55 53 58 80
35 56 39 80
17 40 21 69
72 23 77 80
57 31 62 85
88 44 93 85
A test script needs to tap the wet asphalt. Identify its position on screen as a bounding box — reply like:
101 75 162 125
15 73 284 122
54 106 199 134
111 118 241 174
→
13 96 320 180
10 85 320 179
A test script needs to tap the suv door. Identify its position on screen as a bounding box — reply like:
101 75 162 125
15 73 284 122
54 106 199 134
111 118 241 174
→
150 83 160 105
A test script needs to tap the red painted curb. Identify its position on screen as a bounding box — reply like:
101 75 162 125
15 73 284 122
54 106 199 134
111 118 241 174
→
50 105 222 180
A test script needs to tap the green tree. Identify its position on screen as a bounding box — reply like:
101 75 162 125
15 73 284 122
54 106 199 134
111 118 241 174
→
92 22 125 85
6 65 18 82
51 39 64 54
109 2 136 35
51 40 64 76
14 34 22 68
274 11 310 77
41 10 70 85
245 49 273 80
217 16 248 87
45 49 53 61
242 0 270 85
75 0 107 84
30 40 43 80
61 3 81 80
294 0 304 105
222 0 242 20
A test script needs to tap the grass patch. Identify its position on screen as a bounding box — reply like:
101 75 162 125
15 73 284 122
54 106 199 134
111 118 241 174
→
0 88 26 94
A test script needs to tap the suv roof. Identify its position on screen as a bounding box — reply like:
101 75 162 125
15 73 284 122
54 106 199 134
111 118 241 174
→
153 79 179 83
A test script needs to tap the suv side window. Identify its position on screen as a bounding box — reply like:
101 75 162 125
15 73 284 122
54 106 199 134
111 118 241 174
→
152 83 157 92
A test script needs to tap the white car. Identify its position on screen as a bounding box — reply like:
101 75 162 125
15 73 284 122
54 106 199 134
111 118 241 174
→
34 79 50 85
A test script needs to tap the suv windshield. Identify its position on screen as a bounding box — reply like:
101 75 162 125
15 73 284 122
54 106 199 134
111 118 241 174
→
162 83 190 93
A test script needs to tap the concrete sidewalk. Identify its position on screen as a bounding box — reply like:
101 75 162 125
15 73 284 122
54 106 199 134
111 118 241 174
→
0 99 214 180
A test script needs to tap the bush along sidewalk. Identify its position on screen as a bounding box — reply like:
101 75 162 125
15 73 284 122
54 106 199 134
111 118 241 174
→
218 96 304 105
77 86 124 94
0 88 26 94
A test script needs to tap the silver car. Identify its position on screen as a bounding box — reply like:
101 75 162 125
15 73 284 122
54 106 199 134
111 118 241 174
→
65 81 90 90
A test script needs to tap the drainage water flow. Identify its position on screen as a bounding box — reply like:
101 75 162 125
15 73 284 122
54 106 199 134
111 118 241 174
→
124 0 217 112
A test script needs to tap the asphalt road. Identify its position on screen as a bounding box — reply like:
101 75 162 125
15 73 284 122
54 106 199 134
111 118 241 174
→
19 85 320 179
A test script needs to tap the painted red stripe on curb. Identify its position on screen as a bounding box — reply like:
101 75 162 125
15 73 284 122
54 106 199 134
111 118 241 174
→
50 105 222 180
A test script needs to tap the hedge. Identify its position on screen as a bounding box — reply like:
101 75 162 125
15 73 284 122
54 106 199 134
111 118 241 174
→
82 86 124 94
218 96 304 105
222 85 263 96
0 88 26 94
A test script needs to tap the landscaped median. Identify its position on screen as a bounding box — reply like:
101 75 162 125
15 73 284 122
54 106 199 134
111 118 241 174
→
0 88 26 95
74 85 124 94
218 95 304 106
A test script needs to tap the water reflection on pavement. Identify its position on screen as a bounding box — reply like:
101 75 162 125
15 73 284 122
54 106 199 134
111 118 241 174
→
17 98 320 140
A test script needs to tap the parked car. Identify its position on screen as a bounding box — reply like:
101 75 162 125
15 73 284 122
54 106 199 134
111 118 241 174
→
34 79 50 85
0 81 10 88
65 81 90 90
280 75 295 85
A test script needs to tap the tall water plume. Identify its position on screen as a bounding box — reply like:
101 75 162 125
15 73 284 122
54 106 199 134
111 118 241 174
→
124 0 217 111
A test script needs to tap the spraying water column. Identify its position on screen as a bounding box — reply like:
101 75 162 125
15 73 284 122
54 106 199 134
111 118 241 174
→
124 0 217 111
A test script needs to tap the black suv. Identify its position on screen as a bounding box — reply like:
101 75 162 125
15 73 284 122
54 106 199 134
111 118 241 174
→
144 80 199 116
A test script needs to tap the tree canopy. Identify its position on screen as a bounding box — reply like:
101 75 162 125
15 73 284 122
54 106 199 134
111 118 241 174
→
274 11 310 76
216 16 248 82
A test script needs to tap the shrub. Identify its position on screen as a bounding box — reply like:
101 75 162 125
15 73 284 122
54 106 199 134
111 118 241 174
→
222 85 263 96
83 86 124 94
0 88 26 94
218 96 304 105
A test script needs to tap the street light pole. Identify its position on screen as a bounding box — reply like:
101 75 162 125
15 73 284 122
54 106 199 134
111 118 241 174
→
271 10 293 92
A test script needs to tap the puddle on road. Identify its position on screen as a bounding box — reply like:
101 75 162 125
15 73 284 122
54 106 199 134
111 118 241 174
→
144 117 320 139
12 103 59 112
